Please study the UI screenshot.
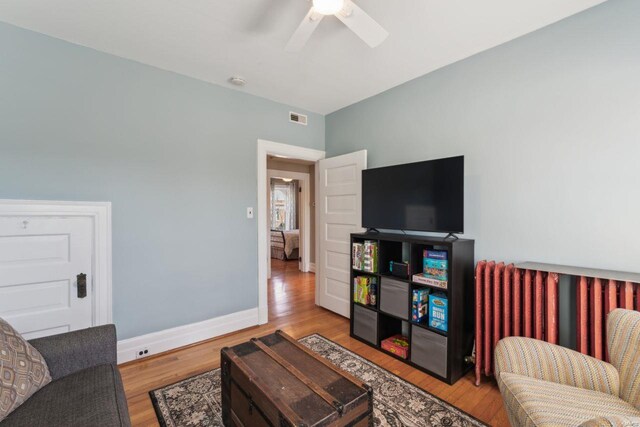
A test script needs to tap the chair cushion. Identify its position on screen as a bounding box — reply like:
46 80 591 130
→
0 318 51 422
500 372 640 427
0 364 129 427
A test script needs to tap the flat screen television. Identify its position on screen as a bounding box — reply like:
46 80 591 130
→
362 156 464 233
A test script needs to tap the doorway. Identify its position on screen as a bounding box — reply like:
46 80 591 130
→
258 141 367 324
257 140 325 324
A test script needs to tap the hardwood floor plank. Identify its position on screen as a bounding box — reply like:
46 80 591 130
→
120 259 507 426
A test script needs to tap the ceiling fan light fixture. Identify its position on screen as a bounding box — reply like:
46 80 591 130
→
312 0 345 15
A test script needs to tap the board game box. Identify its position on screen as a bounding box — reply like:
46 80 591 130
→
412 273 448 289
412 288 429 323
381 335 409 359
429 293 448 332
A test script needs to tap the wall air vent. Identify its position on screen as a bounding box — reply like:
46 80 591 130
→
289 112 308 126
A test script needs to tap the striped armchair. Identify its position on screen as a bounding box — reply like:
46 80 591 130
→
495 309 640 427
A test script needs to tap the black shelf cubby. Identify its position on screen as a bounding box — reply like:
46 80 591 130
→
379 240 409 276
350 232 475 385
378 312 411 360
378 312 405 341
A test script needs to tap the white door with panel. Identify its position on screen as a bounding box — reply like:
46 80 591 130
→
0 216 93 339
317 150 367 317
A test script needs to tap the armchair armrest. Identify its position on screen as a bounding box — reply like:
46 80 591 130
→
495 336 619 396
29 324 117 380
580 416 640 427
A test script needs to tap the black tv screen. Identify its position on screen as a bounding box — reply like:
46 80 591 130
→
362 156 464 233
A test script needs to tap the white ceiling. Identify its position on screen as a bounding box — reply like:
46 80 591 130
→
0 0 605 114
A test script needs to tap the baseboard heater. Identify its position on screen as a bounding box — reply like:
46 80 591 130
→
474 261 640 386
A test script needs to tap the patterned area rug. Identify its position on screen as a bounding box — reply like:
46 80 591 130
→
150 334 486 427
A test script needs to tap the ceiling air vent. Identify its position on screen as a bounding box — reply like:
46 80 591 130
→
289 112 308 126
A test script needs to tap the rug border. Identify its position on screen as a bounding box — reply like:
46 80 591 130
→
148 332 488 427
149 386 169 427
301 333 488 426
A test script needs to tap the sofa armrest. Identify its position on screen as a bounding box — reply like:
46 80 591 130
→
580 416 640 427
495 336 620 396
29 324 117 381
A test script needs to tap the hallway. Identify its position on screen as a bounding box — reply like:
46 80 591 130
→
269 258 316 320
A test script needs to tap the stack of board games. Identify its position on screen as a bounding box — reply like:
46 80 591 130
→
429 293 448 332
412 288 429 323
380 335 409 359
351 241 378 273
412 249 448 289
353 276 377 306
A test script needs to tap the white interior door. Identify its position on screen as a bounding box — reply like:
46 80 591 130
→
0 216 93 339
317 150 367 317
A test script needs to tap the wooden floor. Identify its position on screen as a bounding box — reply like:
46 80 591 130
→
120 259 508 426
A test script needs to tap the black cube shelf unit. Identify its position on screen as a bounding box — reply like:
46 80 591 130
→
350 232 475 385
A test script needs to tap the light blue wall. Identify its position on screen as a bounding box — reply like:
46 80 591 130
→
327 0 640 272
0 22 324 339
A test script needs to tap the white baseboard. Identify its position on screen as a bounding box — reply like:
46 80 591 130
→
117 308 259 363
309 262 316 273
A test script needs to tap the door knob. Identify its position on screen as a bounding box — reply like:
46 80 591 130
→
77 273 87 298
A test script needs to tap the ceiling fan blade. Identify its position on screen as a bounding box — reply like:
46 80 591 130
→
336 0 388 48
285 7 324 52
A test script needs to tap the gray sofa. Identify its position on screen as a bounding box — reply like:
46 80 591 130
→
0 325 131 427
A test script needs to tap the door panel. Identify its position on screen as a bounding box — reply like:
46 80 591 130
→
317 150 366 317
0 279 71 315
0 234 70 265
0 216 93 339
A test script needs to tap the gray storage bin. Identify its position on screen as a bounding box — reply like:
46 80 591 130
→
353 304 378 345
411 326 448 378
380 277 409 319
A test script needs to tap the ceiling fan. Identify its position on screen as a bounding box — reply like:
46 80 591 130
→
286 0 389 51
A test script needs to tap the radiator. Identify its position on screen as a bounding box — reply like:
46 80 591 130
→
474 261 640 386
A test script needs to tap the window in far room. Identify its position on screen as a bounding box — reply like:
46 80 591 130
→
270 178 298 231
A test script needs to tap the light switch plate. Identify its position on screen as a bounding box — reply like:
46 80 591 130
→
247 207 254 219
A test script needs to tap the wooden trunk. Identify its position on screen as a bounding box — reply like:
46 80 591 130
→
221 330 373 427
